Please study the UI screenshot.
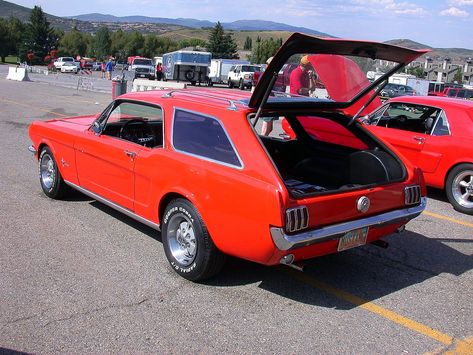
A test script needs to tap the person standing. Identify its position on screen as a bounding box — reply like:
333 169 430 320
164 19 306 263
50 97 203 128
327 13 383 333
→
156 63 163 81
105 58 113 80
289 55 316 96
100 61 106 79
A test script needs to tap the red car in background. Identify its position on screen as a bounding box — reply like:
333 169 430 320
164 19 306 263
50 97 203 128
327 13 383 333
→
365 96 473 215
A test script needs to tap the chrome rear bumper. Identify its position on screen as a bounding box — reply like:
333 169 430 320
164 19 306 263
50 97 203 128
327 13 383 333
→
270 197 427 251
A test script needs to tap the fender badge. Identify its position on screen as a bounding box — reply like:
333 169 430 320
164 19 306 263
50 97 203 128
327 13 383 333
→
357 196 370 213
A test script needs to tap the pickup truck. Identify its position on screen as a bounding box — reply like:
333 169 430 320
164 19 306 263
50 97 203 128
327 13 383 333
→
227 64 261 90
128 57 155 80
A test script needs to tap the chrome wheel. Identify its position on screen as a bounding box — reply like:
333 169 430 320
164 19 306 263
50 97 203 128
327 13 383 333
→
40 153 55 190
167 214 197 266
451 169 473 209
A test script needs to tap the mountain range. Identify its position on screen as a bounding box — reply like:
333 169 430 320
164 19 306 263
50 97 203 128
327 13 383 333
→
1 0 472 61
69 13 331 37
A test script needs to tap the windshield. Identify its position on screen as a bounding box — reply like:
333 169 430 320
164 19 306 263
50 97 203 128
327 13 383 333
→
134 59 152 66
242 65 260 72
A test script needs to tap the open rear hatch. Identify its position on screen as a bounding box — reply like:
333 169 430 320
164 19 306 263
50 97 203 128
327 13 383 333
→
250 33 427 230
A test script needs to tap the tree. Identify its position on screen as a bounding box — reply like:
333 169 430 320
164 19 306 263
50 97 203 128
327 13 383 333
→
453 67 463 83
0 17 26 62
0 19 8 62
249 37 281 64
20 6 57 64
124 31 145 57
91 27 111 59
207 22 238 59
406 66 426 79
58 27 88 57
243 36 252 50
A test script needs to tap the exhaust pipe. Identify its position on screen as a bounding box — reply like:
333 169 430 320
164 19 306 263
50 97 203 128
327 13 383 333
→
370 239 389 248
280 254 304 271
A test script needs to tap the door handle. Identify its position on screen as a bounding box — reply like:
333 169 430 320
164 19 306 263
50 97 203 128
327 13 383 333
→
124 150 136 159
413 136 425 144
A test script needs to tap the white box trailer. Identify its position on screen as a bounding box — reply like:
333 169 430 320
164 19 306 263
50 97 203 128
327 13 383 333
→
389 73 429 96
162 50 211 85
208 59 250 85
406 78 430 96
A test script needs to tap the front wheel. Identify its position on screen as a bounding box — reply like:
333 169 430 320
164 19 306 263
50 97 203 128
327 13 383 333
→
445 164 473 215
228 80 234 88
162 199 225 281
38 147 69 199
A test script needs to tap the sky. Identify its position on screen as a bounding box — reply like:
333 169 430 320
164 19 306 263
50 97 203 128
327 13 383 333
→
11 0 473 49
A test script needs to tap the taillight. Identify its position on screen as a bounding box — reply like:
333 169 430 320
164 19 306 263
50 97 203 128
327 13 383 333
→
285 206 309 233
405 185 421 205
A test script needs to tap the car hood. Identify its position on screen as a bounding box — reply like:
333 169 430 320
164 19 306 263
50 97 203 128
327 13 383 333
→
249 33 429 112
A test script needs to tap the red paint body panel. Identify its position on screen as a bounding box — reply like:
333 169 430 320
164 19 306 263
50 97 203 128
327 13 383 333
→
366 96 473 189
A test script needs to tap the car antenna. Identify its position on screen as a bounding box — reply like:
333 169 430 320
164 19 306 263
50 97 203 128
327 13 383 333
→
253 71 279 127
348 79 388 126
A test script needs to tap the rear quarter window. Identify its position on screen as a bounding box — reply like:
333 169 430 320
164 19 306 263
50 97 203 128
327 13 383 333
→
172 109 242 168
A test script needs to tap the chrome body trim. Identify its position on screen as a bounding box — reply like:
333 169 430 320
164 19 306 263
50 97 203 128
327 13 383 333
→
64 180 161 231
270 197 427 251
28 145 37 155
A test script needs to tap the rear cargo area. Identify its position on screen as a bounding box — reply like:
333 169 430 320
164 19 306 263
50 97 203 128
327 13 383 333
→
259 115 405 197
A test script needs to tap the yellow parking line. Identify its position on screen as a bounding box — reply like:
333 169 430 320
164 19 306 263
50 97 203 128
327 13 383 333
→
425 335 473 355
282 267 455 345
0 97 68 117
424 211 473 228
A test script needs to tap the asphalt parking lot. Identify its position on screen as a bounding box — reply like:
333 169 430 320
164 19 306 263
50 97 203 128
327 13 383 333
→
0 66 472 354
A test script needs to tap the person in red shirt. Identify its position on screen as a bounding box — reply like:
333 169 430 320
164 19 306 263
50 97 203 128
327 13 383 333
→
289 55 316 96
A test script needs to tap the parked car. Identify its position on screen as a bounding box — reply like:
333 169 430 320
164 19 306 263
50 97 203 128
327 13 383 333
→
60 62 79 74
28 33 427 281
364 96 473 214
380 83 415 98
54 57 79 70
92 62 102 71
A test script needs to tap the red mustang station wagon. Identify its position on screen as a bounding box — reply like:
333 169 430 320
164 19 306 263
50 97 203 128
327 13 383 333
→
29 34 427 281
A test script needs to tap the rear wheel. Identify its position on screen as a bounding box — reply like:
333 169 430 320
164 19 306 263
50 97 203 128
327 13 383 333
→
228 79 234 88
445 164 473 215
38 147 69 199
162 199 225 281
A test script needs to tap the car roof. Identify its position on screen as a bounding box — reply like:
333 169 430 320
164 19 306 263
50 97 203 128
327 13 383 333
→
119 89 253 112
389 95 473 109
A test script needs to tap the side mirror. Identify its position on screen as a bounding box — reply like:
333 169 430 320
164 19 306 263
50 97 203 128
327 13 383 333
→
92 120 102 135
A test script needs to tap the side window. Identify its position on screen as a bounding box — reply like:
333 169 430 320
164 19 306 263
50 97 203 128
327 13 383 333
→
101 101 163 148
431 111 451 136
380 103 440 133
173 109 242 168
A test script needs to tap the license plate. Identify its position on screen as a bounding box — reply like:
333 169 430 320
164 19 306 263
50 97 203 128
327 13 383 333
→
140 74 145 77
337 227 368 251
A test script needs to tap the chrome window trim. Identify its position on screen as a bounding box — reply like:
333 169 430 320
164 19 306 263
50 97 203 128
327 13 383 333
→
171 107 244 170
64 180 161 231
430 109 451 137
270 197 427 251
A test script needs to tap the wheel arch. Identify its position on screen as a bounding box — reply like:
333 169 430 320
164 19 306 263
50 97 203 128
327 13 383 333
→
158 192 191 225
444 161 473 189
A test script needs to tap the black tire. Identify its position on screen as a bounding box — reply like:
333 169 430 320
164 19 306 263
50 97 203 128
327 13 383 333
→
162 199 226 281
185 70 195 82
38 147 69 199
445 164 473 215
239 79 245 90
228 80 234 88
